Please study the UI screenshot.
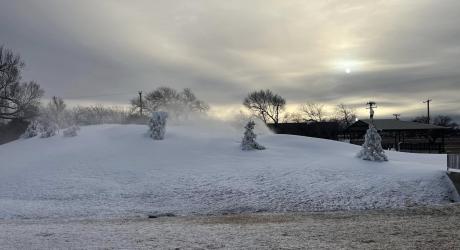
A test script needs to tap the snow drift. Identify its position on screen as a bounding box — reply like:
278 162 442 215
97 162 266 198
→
0 121 456 219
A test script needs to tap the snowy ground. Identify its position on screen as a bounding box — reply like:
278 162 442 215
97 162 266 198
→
1 204 460 249
0 121 457 220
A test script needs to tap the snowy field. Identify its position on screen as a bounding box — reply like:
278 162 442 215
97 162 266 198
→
0 121 456 219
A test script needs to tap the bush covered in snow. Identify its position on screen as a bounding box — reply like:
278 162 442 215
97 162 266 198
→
40 122 59 138
21 120 43 138
72 105 134 125
241 120 265 151
357 125 388 162
63 125 80 137
39 96 74 129
149 111 168 140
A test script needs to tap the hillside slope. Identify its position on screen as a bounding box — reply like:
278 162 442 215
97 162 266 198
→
0 122 456 219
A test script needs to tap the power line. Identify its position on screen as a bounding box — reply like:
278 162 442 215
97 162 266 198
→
365 101 377 122
138 91 143 116
423 99 432 124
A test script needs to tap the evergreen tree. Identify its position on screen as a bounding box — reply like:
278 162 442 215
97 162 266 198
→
149 111 168 140
241 120 265 151
357 125 388 161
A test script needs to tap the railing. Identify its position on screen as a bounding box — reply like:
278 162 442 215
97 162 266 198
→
399 143 444 153
447 154 460 172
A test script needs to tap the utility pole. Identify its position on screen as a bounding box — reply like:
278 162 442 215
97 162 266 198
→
393 114 401 120
423 99 432 124
366 101 377 124
138 91 143 116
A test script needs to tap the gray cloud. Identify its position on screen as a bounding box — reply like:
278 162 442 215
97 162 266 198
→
1 0 459 120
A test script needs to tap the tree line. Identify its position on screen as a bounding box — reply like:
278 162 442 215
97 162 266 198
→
242 89 459 129
243 89 358 129
0 46 209 125
0 45 358 129
0 45 458 144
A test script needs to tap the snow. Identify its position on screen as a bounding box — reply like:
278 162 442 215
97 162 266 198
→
0 121 456 219
3 206 460 249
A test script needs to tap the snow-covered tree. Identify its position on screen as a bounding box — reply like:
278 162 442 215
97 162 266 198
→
72 105 131 125
241 120 265 151
63 125 80 137
149 111 168 140
21 120 43 138
357 125 388 162
39 96 73 129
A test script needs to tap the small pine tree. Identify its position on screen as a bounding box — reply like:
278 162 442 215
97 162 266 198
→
22 120 43 138
357 125 388 162
241 120 265 151
149 111 168 140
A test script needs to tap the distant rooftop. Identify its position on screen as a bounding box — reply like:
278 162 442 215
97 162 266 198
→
350 119 449 131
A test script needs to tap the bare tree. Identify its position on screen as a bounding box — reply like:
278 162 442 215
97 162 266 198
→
50 96 66 113
301 102 327 122
412 116 429 124
243 89 286 124
144 87 181 111
179 88 209 112
433 115 458 129
130 93 149 116
73 105 131 125
130 87 209 116
0 46 43 121
335 103 357 128
89 105 109 124
49 96 66 126
282 112 304 123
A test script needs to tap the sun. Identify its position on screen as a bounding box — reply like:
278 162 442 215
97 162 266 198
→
332 59 364 74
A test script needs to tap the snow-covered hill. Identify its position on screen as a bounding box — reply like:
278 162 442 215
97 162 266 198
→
0 121 456 219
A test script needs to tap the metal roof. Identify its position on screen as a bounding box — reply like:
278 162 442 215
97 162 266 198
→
351 119 449 131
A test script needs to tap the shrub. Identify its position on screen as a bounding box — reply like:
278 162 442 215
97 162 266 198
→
149 111 168 140
241 120 266 151
63 125 80 137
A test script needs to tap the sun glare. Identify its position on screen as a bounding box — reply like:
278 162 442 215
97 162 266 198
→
333 59 363 74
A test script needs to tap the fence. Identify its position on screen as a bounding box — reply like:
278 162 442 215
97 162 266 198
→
399 143 444 153
447 154 460 172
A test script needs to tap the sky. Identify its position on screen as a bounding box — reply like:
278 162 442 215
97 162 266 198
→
1 0 459 121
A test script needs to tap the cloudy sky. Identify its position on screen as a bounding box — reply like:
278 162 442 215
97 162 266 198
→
1 0 459 120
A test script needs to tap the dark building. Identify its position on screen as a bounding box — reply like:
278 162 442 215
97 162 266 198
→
345 119 450 153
